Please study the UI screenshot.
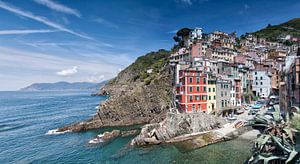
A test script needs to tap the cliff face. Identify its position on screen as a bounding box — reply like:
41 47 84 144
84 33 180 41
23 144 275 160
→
59 49 172 132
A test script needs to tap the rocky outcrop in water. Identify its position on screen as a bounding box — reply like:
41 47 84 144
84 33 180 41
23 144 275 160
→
59 50 172 132
131 112 226 146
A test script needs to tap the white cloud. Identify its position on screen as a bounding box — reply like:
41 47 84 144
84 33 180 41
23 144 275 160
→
34 0 81 18
94 17 119 29
87 74 105 82
167 30 178 34
0 29 56 35
0 46 133 90
56 66 78 76
181 0 192 5
238 4 250 15
244 4 250 10
177 0 208 5
0 1 92 40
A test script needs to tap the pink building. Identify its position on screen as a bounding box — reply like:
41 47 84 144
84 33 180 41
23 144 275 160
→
234 55 247 64
191 41 203 58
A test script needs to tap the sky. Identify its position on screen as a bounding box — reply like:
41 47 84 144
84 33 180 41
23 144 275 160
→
0 0 299 90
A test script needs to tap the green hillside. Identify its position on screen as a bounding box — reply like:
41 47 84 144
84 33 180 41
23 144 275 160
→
253 18 300 42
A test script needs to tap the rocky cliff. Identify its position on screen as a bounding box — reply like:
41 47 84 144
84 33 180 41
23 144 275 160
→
59 49 172 132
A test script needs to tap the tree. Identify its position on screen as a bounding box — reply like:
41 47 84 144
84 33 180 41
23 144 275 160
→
173 28 192 48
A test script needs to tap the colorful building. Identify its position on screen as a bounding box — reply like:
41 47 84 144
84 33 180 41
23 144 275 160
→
176 68 208 113
207 75 216 113
191 41 203 58
252 66 272 98
216 79 231 112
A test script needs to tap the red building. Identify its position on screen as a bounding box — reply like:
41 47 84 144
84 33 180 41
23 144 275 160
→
234 78 242 105
176 68 208 113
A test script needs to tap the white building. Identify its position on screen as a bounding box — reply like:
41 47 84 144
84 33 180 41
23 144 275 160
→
252 68 272 98
190 27 203 40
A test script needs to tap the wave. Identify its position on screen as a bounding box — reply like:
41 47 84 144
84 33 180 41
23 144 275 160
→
45 128 71 135
0 123 27 133
88 134 104 144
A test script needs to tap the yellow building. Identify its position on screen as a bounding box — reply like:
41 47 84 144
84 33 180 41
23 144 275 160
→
207 77 216 114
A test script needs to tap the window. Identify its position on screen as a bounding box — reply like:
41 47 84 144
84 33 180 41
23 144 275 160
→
255 72 257 75
196 86 200 91
189 77 193 83
189 87 193 92
190 96 193 101
209 96 211 100
225 92 227 96
260 76 263 80
196 77 200 83
204 86 206 92
214 96 216 100
261 82 263 85
213 88 215 92
198 104 201 110
221 91 223 97
195 95 200 100
203 78 206 84
256 82 258 85
222 100 224 107
256 77 258 80
202 95 206 100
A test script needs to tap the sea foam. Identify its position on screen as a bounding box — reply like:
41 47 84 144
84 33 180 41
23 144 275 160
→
46 129 71 135
88 134 104 144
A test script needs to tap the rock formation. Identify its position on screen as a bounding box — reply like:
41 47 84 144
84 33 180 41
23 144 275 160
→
131 112 226 146
59 49 172 132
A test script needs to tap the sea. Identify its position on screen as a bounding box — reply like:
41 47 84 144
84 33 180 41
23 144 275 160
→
0 91 253 164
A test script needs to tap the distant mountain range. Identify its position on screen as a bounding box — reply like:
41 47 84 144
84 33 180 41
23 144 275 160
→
20 81 108 91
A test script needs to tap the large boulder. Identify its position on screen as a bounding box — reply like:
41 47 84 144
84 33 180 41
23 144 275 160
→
131 112 226 146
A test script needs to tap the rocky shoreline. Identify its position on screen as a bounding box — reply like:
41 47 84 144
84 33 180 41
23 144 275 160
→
131 112 226 146
130 112 257 149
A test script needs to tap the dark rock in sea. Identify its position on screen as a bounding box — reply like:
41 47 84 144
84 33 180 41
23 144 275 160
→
102 130 121 141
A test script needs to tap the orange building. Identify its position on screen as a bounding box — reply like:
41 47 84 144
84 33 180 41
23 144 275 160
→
176 68 208 113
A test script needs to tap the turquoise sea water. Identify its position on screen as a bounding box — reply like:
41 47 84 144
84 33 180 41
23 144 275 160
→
0 91 253 164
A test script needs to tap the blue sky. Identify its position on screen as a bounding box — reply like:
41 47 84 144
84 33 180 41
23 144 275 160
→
0 0 299 90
